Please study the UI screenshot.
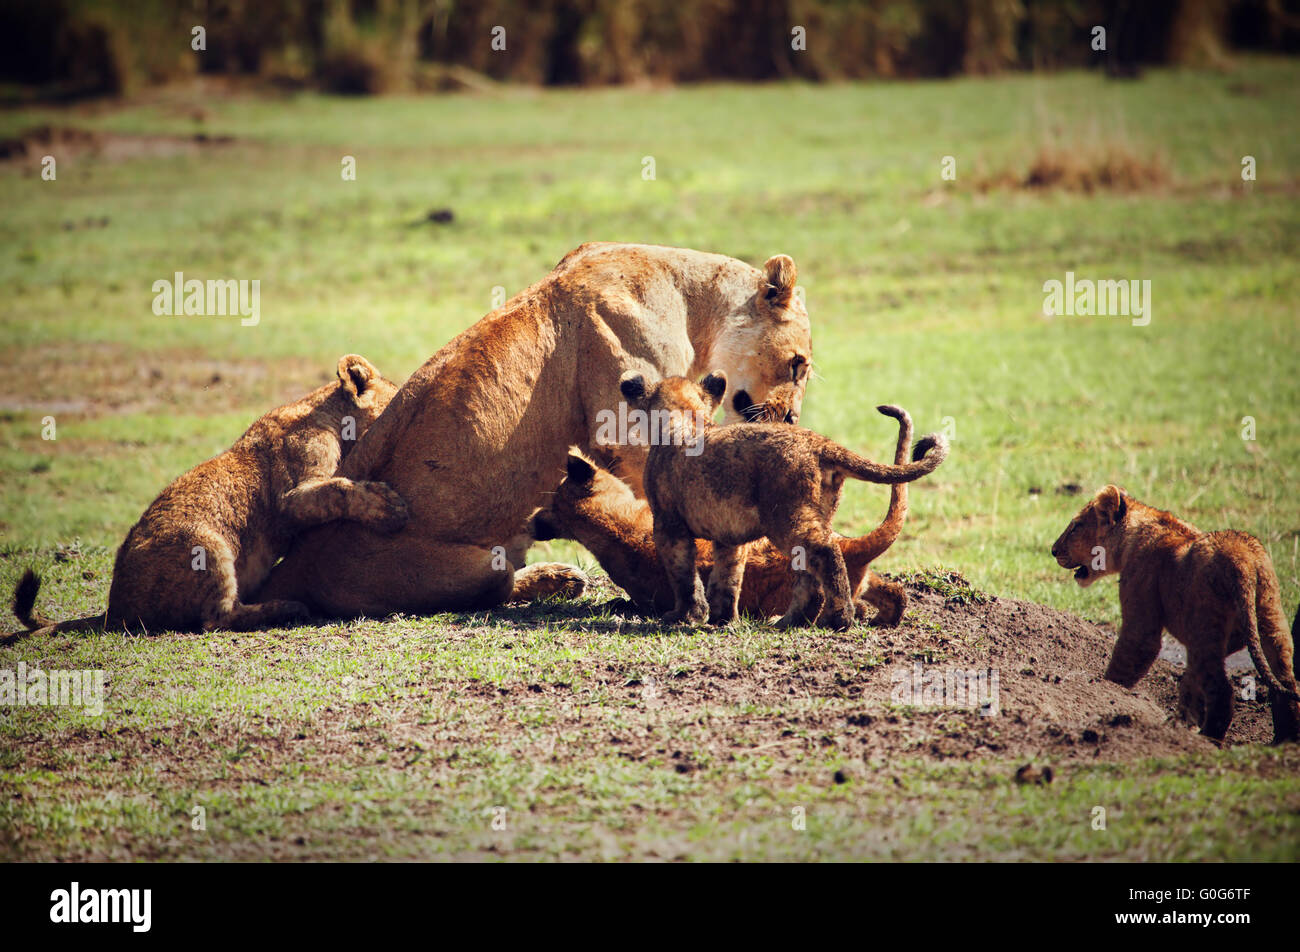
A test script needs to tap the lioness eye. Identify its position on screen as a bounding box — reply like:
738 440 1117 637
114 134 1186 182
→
790 355 806 381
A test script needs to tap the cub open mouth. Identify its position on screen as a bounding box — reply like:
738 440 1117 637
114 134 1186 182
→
1073 566 1090 581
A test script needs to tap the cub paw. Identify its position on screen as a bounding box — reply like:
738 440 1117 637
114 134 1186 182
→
774 606 818 630
663 602 707 627
509 562 588 602
363 482 410 534
822 607 855 632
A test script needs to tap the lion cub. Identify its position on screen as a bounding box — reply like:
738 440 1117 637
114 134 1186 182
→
531 402 932 625
620 371 948 631
7 355 407 644
1052 485 1300 743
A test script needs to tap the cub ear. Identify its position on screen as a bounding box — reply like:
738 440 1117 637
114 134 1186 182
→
619 371 647 403
700 371 727 405
565 451 596 484
762 254 797 308
337 354 379 398
1095 484 1127 524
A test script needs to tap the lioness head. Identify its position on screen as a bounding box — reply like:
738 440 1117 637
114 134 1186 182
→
618 370 726 446
713 255 812 426
530 449 639 543
335 353 399 437
1051 485 1128 587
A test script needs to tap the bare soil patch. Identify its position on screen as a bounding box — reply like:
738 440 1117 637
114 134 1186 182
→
2 574 1272 789
0 570 1285 861
0 343 326 421
0 125 234 167
470 577 1272 764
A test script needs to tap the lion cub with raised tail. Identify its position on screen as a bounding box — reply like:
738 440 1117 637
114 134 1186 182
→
7 355 407 645
1052 485 1300 743
620 370 948 631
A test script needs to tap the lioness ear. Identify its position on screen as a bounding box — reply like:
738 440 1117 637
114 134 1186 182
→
338 354 379 398
566 451 596 484
762 254 797 308
1095 484 1127 524
700 371 727 405
619 371 647 403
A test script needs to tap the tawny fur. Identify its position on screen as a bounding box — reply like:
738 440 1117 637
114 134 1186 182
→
1052 485 1300 743
531 403 923 626
5 355 405 645
623 371 948 631
255 244 814 618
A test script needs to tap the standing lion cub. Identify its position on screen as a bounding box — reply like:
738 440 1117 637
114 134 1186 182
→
621 370 948 631
1052 485 1300 743
5 355 407 644
530 401 931 626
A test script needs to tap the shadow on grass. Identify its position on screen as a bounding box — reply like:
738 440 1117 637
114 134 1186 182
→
425 595 678 637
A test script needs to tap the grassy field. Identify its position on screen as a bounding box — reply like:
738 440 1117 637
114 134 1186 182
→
1 58 1298 860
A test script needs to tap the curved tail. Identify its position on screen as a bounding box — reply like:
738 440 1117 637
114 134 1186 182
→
821 423 948 485
1244 595 1300 702
840 405 913 570
3 570 106 647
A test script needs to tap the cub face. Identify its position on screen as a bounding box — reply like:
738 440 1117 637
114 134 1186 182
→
713 254 812 426
334 353 398 451
618 370 726 445
1051 485 1128 587
531 449 638 542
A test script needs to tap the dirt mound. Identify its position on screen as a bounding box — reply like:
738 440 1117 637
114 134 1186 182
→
801 574 1272 759
877 576 1272 756
522 570 1275 764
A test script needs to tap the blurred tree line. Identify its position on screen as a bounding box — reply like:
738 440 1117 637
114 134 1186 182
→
2 0 1298 98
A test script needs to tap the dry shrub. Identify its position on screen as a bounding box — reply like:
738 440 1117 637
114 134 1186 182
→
978 142 1172 194
1023 144 1171 192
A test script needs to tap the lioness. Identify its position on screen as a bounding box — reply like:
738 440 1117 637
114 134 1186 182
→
5 355 406 645
530 404 935 625
1051 485 1300 743
621 370 948 630
254 243 815 618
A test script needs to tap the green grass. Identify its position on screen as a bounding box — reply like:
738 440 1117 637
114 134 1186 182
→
1 58 1298 860
3 562 1298 861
